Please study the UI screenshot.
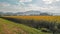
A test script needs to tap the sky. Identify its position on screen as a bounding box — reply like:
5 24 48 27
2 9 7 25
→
0 0 60 13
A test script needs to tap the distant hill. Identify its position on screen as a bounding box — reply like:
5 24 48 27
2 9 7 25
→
0 10 53 16
24 10 41 15
15 10 53 16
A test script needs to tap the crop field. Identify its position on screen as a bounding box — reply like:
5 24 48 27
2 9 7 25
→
4 16 60 22
1 16 60 34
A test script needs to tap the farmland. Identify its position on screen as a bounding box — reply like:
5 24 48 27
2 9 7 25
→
4 16 60 22
0 16 60 34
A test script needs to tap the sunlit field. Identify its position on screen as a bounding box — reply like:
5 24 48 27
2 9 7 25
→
5 16 60 22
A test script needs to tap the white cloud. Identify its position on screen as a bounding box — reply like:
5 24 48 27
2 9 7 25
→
0 2 26 12
43 0 60 4
56 0 60 1
19 0 32 6
19 0 32 2
24 4 60 13
0 2 10 7
18 0 32 7
0 2 60 13
25 4 50 11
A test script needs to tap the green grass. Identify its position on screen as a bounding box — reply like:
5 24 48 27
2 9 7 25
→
0 18 52 34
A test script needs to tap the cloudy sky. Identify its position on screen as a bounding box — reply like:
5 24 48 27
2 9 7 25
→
0 0 60 13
